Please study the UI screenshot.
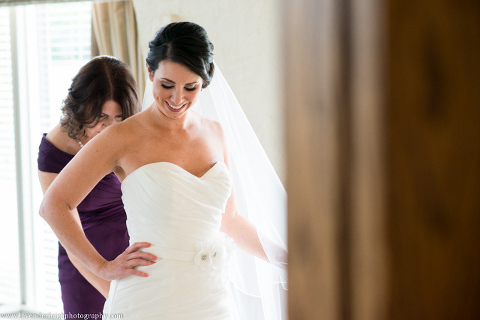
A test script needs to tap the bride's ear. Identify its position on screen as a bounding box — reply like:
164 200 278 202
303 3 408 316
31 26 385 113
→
147 64 154 82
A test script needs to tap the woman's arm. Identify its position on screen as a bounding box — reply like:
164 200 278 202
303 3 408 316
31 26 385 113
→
220 188 269 261
220 190 287 269
216 124 287 268
39 171 110 297
39 124 157 280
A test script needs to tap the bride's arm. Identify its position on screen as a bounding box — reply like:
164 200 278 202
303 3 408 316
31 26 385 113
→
217 125 287 268
39 170 110 297
220 188 267 261
220 185 287 269
39 124 157 280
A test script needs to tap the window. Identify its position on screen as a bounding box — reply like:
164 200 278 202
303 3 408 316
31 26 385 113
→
0 5 21 308
0 1 92 312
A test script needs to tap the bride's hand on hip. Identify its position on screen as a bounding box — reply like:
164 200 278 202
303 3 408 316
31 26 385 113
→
99 242 157 280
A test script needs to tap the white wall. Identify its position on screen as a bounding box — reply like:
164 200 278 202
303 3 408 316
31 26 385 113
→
132 0 285 181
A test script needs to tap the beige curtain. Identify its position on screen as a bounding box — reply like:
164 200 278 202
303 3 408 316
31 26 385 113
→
91 0 145 104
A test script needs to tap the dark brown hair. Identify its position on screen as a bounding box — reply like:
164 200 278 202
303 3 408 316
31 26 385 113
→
146 22 215 88
60 55 139 140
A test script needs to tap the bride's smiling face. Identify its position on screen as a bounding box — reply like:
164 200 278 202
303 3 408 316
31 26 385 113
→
148 60 203 119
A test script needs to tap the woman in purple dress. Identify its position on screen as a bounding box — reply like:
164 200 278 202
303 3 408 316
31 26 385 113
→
37 55 139 318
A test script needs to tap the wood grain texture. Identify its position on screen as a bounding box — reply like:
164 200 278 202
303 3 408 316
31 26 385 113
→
387 1 480 319
284 0 480 319
350 0 389 319
283 0 344 319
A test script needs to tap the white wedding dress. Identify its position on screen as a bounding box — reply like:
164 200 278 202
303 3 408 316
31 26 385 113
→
103 161 237 319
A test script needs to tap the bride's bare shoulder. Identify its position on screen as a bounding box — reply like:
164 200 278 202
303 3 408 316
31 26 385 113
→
98 110 149 145
197 116 227 154
198 115 223 136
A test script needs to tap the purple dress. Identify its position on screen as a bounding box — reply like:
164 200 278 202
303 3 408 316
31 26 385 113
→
38 134 129 317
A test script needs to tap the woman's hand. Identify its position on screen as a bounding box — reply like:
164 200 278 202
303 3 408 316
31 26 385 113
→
97 242 157 280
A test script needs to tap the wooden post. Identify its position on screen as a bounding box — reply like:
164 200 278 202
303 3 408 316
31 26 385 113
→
387 1 480 319
284 0 349 319
284 0 480 319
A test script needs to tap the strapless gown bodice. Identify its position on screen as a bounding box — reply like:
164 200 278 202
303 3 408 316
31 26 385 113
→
103 162 235 320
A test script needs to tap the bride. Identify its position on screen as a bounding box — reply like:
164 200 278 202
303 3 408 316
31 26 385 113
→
40 22 287 319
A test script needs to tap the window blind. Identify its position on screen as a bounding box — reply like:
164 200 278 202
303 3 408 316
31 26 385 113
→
0 6 22 307
0 2 92 312
0 0 113 7
30 2 92 312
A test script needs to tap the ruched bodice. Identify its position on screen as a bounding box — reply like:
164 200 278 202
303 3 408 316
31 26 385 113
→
122 161 232 252
103 161 236 320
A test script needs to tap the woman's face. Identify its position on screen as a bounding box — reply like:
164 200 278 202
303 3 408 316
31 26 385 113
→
84 100 123 139
148 60 203 120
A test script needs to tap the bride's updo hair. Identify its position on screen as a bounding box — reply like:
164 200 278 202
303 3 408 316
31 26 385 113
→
146 22 215 88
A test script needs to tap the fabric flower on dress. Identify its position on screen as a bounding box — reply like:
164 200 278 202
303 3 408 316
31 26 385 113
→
194 233 235 271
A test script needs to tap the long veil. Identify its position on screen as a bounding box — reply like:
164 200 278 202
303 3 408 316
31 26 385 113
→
143 62 287 320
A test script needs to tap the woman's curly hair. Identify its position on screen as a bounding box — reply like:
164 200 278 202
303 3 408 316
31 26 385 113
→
60 55 139 140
